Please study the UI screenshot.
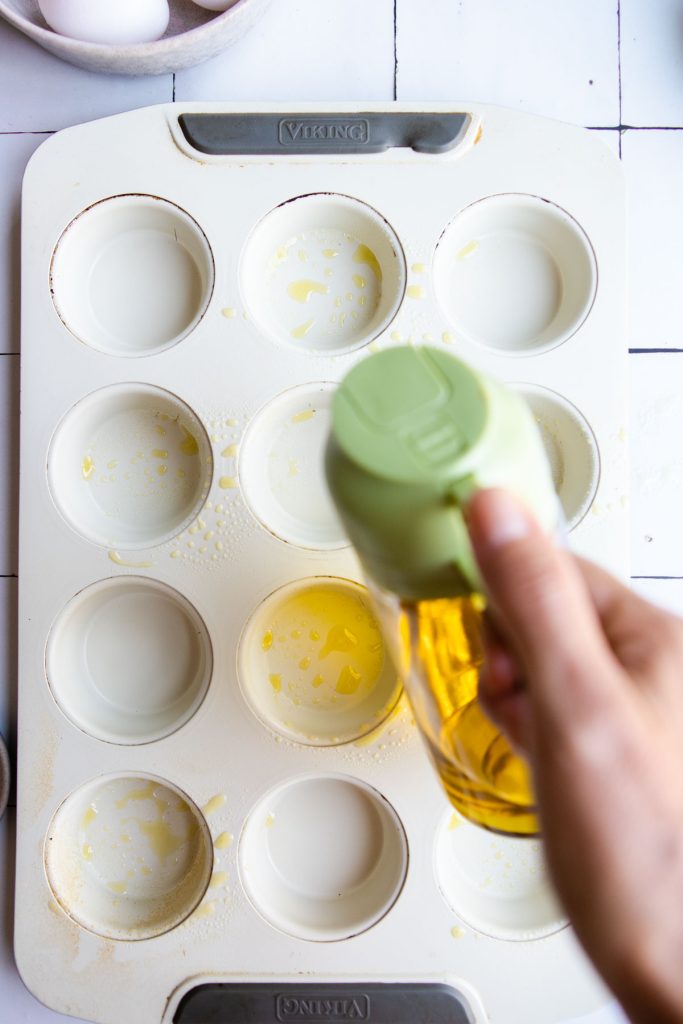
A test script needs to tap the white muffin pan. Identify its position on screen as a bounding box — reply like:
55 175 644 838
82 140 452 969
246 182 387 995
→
17 103 626 1024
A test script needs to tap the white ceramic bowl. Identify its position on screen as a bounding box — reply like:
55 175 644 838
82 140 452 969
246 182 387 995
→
0 0 271 76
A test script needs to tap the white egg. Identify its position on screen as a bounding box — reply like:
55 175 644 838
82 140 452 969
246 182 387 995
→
38 0 170 45
190 0 238 11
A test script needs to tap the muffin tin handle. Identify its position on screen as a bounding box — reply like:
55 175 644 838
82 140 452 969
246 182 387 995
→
174 982 475 1022
178 112 471 155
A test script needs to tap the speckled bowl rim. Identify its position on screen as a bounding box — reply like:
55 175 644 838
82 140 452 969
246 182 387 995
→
0 0 271 75
0 733 9 820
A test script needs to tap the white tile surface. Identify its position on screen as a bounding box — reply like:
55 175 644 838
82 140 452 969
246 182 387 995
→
630 353 683 576
395 0 619 124
0 16 171 133
0 134 46 356
621 0 683 125
622 130 683 350
633 577 683 617
176 0 395 101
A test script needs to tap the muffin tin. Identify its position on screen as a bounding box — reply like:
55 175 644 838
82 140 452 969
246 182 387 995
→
16 103 626 1024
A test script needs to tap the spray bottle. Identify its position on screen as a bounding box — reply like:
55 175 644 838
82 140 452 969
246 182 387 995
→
325 346 558 836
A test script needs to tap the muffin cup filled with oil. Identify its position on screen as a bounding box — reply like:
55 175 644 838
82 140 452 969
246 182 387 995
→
238 576 402 746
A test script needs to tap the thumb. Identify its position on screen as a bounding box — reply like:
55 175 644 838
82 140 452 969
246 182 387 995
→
467 489 619 725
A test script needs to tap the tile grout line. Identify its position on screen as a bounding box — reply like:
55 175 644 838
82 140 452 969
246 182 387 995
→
617 0 623 157
393 0 398 101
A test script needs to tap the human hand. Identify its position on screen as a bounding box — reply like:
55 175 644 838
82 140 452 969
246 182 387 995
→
467 488 683 1024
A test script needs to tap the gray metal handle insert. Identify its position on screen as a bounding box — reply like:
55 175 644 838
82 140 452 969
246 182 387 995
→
173 982 475 1022
178 112 471 155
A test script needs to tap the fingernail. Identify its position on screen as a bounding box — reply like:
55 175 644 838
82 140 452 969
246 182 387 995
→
467 488 532 553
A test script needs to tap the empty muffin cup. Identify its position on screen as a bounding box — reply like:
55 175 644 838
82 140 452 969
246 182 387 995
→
515 383 600 529
239 382 347 549
45 774 213 941
48 383 212 549
433 194 597 354
435 809 566 941
50 195 214 356
239 774 408 941
240 193 406 355
238 577 401 746
46 577 212 745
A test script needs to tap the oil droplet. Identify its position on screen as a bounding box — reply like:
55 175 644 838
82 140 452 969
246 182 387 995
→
442 331 454 344
219 476 237 489
265 813 276 828
345 292 353 302
221 444 237 458
226 418 238 427
214 832 233 850
194 902 215 919
152 449 168 459
48 900 60 915
324 267 333 278
82 804 98 829
109 882 127 895
390 330 402 342
262 630 274 651
451 925 465 939
448 812 462 831
457 240 479 260
177 468 186 479
291 318 315 340
138 818 189 860
170 550 181 559
180 429 199 457
287 279 329 303
269 673 282 692
108 551 153 569
312 674 324 688
474 125 483 145
406 285 425 300
202 794 226 816
107 459 117 470
299 656 311 670
352 274 366 289
298 249 307 262
209 871 228 888
323 248 338 259
82 455 95 480
335 665 362 695
411 262 426 274
353 243 382 280
215 541 224 551
288 459 299 477
157 464 167 476
82 843 93 861
221 307 236 319
292 408 315 424
319 625 358 659
155 424 166 437
309 629 320 641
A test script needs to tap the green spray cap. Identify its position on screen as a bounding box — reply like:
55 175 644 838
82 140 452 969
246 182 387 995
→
325 346 557 601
